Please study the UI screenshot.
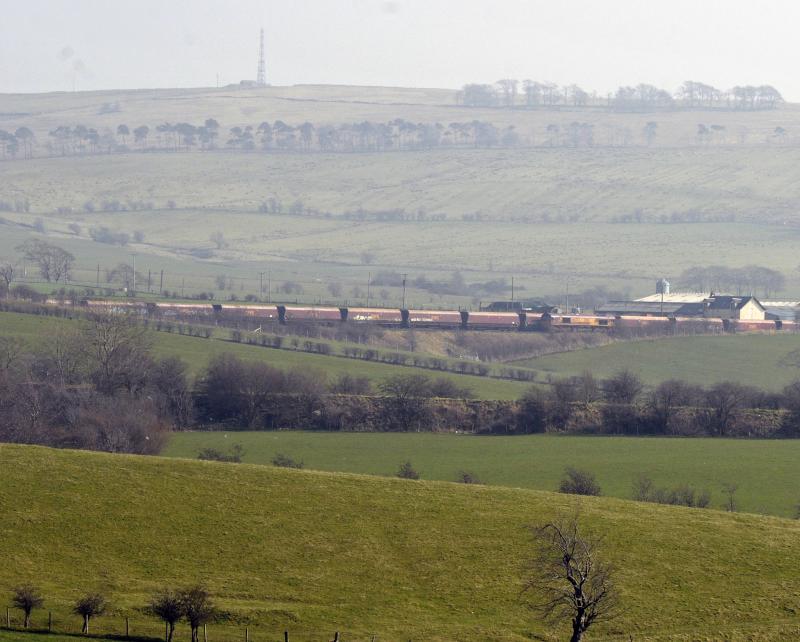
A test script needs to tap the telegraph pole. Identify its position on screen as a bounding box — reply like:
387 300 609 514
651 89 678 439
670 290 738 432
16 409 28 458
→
401 273 407 310
131 253 136 294
367 272 371 307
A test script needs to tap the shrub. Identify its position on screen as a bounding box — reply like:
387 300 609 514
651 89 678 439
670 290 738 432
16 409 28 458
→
397 461 420 480
558 467 601 496
272 453 304 469
198 444 244 463
456 470 483 484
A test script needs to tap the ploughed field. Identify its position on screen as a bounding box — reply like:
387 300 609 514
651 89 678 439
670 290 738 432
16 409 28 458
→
164 431 800 517
2 444 800 641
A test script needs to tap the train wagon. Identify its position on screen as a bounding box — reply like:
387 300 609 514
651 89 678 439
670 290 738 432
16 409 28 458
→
81 299 150 315
614 315 672 329
223 305 280 321
342 307 404 325
729 319 779 332
464 311 521 330
672 317 725 334
278 306 343 324
405 309 464 328
151 303 218 319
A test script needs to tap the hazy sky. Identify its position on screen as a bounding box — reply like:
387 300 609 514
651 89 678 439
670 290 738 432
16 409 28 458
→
1 0 798 99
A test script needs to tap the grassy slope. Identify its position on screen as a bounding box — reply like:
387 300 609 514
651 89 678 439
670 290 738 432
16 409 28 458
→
2 85 799 146
514 332 800 390
2 444 800 641
0 311 528 400
163 432 800 518
4 147 800 223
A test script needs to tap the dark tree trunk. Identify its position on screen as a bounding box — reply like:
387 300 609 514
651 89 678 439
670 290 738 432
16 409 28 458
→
82 615 90 634
24 612 30 628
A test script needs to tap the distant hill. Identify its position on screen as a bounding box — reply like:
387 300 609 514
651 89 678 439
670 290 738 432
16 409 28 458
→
2 444 800 640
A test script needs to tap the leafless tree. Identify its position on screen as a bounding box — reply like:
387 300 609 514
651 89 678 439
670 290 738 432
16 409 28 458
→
82 311 153 395
523 516 618 642
16 239 74 283
180 586 216 642
603 369 643 405
722 482 738 512
0 261 15 297
73 593 107 634
150 590 183 642
11 585 44 628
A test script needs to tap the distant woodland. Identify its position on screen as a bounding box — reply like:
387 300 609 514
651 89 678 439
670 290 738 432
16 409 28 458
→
458 79 784 111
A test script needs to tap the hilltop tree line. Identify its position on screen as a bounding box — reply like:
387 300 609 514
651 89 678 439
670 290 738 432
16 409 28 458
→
460 79 784 111
1 109 795 161
678 264 786 298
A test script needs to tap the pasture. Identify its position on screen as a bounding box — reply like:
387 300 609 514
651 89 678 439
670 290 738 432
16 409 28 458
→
514 332 800 391
2 444 800 640
163 431 800 517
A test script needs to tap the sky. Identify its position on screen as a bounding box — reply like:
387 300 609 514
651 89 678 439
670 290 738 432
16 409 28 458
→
1 0 798 100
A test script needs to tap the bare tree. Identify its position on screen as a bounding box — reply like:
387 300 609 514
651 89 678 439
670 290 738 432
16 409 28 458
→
603 369 643 405
722 482 738 512
523 516 618 642
150 590 183 642
82 311 153 395
16 240 74 283
11 585 44 628
180 586 216 642
0 261 15 297
73 593 107 634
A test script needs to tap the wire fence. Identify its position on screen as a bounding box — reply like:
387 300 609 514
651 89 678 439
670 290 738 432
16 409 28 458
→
2 609 375 642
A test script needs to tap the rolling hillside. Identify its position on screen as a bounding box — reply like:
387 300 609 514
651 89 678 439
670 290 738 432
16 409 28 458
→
163 431 800 517
514 332 800 391
2 444 800 640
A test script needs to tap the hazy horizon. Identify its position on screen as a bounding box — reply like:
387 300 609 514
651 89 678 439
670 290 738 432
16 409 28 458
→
1 0 799 100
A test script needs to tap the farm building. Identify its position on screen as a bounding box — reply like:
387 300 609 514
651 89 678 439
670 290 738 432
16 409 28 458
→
703 296 766 320
595 300 704 317
597 293 767 320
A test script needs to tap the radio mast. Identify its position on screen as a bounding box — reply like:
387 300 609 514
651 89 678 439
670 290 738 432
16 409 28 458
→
256 28 267 86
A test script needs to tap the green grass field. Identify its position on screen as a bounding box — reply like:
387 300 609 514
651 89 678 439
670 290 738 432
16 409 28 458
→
163 431 800 517
514 332 800 390
3 444 800 641
0 311 528 400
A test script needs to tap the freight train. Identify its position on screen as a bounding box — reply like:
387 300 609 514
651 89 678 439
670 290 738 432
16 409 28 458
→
75 300 797 333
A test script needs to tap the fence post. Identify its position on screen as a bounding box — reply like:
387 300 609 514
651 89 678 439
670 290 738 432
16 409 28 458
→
6 607 9 628
245 626 249 642
48 611 52 632
284 631 289 642
203 623 207 642
334 633 339 642
165 621 168 642
125 616 129 638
